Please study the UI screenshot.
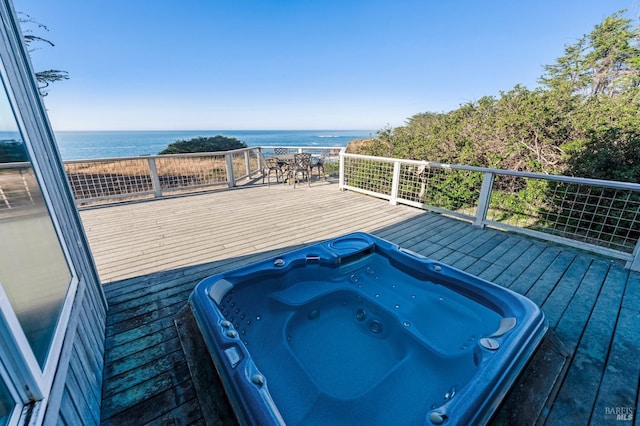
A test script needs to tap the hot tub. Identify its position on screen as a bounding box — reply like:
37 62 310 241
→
189 232 547 425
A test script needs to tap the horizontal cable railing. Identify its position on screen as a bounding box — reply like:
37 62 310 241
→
62 147 264 204
60 146 342 205
5 146 637 269
259 146 345 157
339 152 640 271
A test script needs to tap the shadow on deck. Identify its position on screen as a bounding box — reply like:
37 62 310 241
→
86 184 639 425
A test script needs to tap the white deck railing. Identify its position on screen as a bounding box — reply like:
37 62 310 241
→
339 152 640 271
60 146 342 204
62 147 260 204
2 147 638 270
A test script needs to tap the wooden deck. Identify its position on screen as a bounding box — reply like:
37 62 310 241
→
81 180 640 425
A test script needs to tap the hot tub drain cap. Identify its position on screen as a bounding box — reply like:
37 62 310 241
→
479 337 500 350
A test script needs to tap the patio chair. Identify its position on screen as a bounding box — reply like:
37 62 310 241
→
288 153 312 189
274 147 288 156
261 155 283 186
310 152 326 180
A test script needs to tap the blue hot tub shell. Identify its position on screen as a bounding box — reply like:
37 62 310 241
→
189 232 547 425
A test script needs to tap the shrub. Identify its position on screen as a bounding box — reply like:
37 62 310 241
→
159 136 247 154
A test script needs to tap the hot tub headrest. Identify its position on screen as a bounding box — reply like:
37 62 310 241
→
325 233 376 263
208 278 234 306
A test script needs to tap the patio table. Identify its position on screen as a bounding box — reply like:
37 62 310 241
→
275 154 317 185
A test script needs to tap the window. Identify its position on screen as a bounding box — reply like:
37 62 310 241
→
0 372 17 426
0 4 79 423
0 118 73 368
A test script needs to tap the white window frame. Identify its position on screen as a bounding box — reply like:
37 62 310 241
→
0 56 80 392
0 0 81 424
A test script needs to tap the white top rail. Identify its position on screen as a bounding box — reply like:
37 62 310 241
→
341 152 640 192
61 146 344 164
62 146 260 164
259 146 345 151
0 162 31 169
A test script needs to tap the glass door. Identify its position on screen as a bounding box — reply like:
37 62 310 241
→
0 38 77 420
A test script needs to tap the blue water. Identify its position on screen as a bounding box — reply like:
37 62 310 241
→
51 130 375 160
211 251 490 425
193 232 547 425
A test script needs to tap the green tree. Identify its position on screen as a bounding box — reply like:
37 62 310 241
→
344 10 640 246
348 10 640 181
363 87 577 175
159 136 247 154
540 10 640 96
19 13 69 96
564 88 640 181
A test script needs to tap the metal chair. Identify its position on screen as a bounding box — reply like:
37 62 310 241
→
310 152 326 180
288 153 312 189
273 147 288 156
260 155 283 186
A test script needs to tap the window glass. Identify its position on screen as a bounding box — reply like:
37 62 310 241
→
0 375 14 426
0 80 72 368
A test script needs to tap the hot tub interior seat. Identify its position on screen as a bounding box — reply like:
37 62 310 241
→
196 232 547 426
222 287 482 425
218 255 508 425
262 252 504 355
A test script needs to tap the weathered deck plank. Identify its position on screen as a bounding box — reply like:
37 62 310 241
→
482 242 544 283
82 182 425 283
82 183 639 425
547 265 629 425
592 279 640 421
501 246 562 293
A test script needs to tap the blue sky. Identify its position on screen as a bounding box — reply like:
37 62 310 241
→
13 0 638 131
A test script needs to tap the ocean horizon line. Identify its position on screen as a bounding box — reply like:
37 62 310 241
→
54 129 377 133
51 129 375 160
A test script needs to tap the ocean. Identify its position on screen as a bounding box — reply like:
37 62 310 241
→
51 130 376 160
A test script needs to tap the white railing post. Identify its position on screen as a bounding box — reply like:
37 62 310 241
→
474 172 495 228
389 161 401 206
256 148 263 176
147 157 163 198
339 150 346 191
225 153 236 188
626 240 640 271
244 150 251 178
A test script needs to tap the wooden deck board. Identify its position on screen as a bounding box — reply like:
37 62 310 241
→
540 255 593 328
83 183 639 425
483 243 544 283
467 232 509 258
552 260 611 350
547 265 628 425
462 258 494 277
593 290 640 421
82 183 425 283
524 251 577 306
475 235 522 264
501 246 562 293
446 227 492 253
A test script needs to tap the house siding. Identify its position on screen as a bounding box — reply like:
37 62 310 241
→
45 275 107 426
